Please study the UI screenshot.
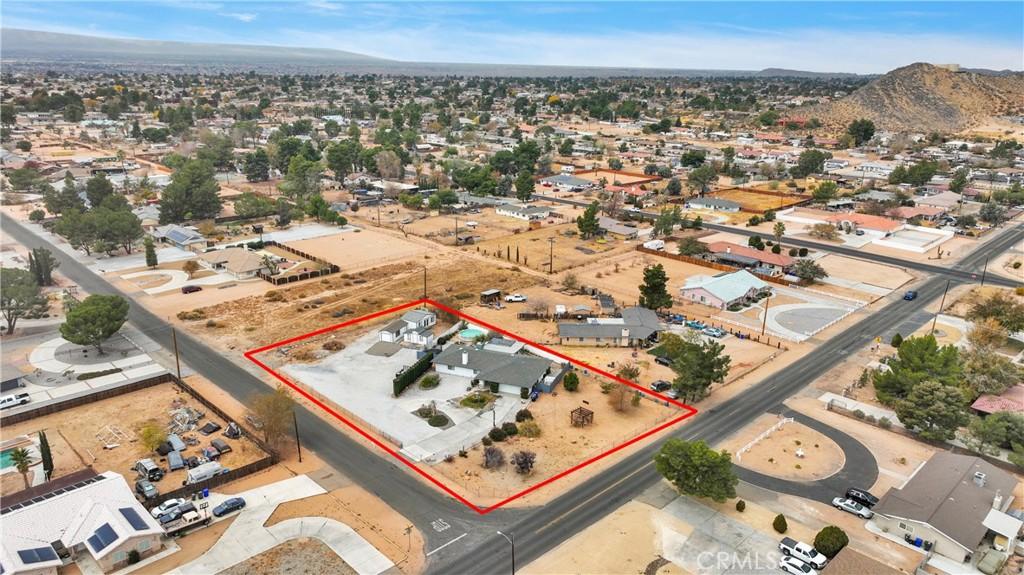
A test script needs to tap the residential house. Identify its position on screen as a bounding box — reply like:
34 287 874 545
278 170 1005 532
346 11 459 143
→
198 247 267 279
703 241 793 276
151 224 206 250
685 198 741 212
680 270 770 310
887 205 947 222
871 452 1021 564
539 174 591 191
0 470 164 574
598 216 641 240
820 548 902 575
557 306 661 347
495 204 551 221
378 310 437 348
970 384 1024 416
433 344 551 395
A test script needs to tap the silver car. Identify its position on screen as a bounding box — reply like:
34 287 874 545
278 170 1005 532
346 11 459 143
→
832 497 873 519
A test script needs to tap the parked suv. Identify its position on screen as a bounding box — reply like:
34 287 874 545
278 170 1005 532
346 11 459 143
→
845 487 878 508
135 479 159 500
649 380 672 393
134 458 164 482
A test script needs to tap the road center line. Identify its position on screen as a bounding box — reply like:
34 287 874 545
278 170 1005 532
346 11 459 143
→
426 533 468 556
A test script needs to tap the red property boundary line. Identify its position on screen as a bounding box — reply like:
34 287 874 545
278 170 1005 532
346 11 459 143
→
244 297 698 515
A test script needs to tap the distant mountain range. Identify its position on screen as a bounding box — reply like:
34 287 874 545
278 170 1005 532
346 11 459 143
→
1 28 862 78
803 63 1024 133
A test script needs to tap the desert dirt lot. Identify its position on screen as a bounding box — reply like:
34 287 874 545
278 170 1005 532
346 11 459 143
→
471 222 638 274
0 383 265 496
178 256 539 353
221 538 354 575
719 413 845 482
428 370 686 502
709 187 809 213
287 227 431 271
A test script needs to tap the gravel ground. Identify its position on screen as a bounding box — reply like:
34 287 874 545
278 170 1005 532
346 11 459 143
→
218 538 355 575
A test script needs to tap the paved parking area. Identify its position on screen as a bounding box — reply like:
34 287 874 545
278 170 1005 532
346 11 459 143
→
283 331 519 459
661 498 781 575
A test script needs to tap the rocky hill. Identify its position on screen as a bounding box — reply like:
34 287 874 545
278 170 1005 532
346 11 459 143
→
804 63 1024 134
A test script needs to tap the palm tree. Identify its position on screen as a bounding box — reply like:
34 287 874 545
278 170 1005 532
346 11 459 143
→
10 447 33 490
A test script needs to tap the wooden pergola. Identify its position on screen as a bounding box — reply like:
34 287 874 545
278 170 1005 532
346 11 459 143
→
570 406 594 427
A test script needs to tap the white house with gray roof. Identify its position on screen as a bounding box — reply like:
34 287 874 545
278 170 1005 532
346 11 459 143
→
680 270 769 310
433 344 551 395
557 306 662 347
379 310 436 348
495 203 551 221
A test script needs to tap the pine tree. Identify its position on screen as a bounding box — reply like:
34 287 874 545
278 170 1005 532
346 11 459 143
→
144 237 158 268
38 431 54 481
639 264 672 310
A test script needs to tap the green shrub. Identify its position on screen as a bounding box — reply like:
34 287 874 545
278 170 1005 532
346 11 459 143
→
736 499 746 512
516 409 534 422
813 525 849 559
562 371 580 392
853 409 865 419
76 368 122 381
489 381 500 393
481 436 493 447
798 248 808 257
29 209 45 222
502 422 518 436
127 550 141 565
428 414 449 427
1013 261 1022 269
419 374 441 389
773 514 788 534
890 332 903 348
518 420 541 438
488 427 507 442
520 387 529 399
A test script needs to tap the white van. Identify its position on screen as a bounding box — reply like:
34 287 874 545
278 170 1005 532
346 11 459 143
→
185 461 226 485
643 239 665 251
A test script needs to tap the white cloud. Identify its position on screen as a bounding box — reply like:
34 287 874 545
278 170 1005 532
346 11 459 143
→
274 25 1023 73
221 12 257 22
306 0 341 12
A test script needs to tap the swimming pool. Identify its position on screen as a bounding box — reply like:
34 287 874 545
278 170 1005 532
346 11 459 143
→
459 328 488 340
0 448 17 470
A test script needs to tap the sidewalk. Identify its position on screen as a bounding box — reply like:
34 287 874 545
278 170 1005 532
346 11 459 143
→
168 475 394 575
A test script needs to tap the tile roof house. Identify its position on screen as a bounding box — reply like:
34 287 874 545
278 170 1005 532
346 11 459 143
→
887 205 947 221
0 471 164 574
703 241 793 276
433 344 551 395
198 247 267 279
680 270 769 310
557 306 662 347
379 310 437 348
872 452 1021 563
970 384 1024 416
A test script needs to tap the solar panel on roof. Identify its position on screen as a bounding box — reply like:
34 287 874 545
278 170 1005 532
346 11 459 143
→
87 523 118 552
16 547 58 564
119 507 148 531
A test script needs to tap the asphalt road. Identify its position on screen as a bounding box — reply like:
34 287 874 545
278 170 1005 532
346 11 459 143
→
5 212 1020 574
536 194 1022 288
0 214 508 549
435 221 1023 575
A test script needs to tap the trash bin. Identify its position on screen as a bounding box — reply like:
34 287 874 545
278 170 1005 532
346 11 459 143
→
914 537 922 548
202 488 209 498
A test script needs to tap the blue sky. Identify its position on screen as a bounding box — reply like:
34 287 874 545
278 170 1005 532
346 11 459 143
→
3 1 1022 72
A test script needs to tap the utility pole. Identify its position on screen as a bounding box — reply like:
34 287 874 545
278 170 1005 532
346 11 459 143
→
454 214 459 245
548 237 555 274
422 267 427 299
931 280 951 335
172 328 182 381
980 256 990 287
760 290 771 336
292 410 303 462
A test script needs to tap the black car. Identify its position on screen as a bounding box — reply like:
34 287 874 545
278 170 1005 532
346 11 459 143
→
655 356 672 367
213 497 246 517
649 380 672 392
846 487 879 508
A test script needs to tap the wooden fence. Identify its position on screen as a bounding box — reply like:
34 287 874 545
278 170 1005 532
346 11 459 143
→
635 246 801 287
256 239 341 285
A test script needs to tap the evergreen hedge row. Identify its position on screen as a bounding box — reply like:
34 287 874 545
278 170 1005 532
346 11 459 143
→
394 351 435 396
